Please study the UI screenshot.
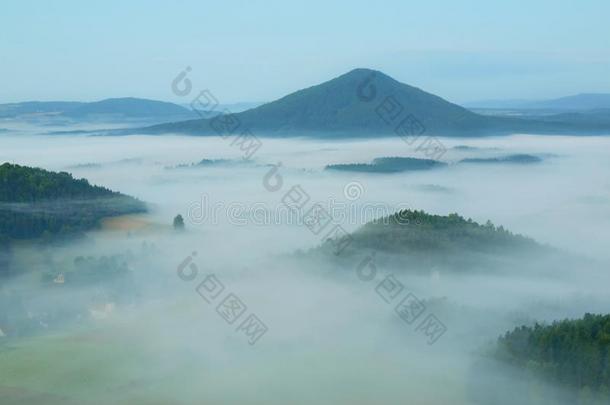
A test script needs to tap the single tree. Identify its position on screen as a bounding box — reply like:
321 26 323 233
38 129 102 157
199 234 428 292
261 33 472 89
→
173 214 185 230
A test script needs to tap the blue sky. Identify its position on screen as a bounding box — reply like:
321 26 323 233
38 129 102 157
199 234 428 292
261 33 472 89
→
2 0 609 104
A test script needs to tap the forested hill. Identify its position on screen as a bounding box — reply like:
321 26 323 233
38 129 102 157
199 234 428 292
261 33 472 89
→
344 209 539 254
311 209 551 273
497 314 610 399
0 163 146 239
1 163 127 202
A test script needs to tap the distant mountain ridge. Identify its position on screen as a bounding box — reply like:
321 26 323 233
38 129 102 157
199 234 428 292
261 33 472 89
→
0 97 196 120
5 70 610 136
0 101 84 118
64 97 193 118
532 93 610 110
466 93 610 110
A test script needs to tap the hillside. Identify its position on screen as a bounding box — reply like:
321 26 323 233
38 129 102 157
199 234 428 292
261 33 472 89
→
497 313 610 398
0 163 146 240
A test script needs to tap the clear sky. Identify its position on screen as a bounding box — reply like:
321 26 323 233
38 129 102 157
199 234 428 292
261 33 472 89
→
2 0 609 104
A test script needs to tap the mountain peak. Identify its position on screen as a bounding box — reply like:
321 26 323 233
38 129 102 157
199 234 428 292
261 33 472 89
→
148 68 488 136
332 68 398 86
342 67 384 77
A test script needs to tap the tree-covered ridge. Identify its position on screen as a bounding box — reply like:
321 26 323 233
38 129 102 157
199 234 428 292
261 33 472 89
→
0 162 125 202
0 163 146 240
459 154 542 165
325 157 447 173
497 314 610 397
349 209 540 254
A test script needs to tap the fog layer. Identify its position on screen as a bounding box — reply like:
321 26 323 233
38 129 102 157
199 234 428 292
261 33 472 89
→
1 128 610 404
